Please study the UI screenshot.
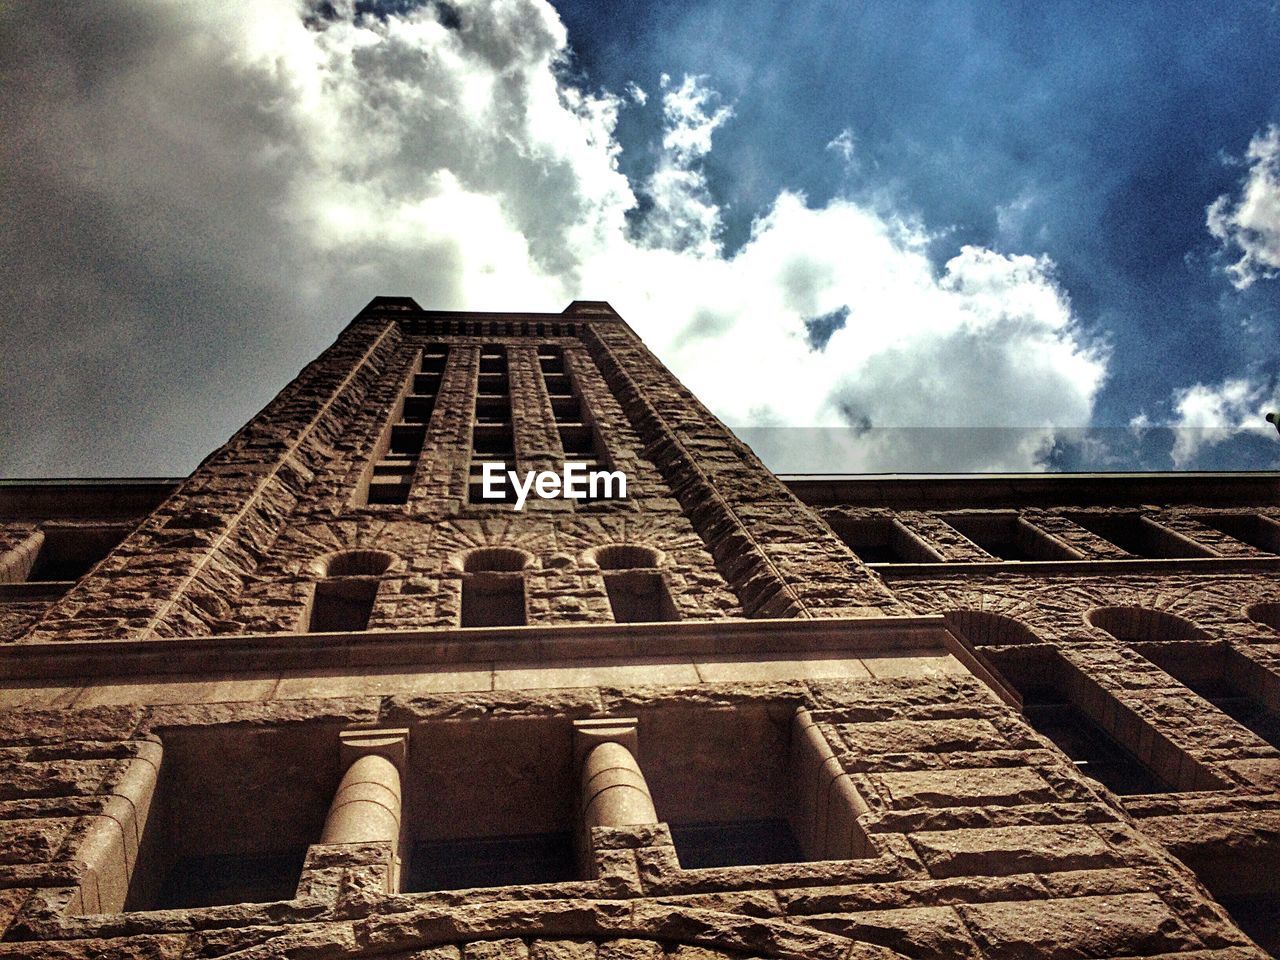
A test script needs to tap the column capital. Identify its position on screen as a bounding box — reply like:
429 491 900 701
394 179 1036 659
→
339 727 409 772
573 717 638 768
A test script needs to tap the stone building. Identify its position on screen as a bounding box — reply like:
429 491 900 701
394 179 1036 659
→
1 297 1278 960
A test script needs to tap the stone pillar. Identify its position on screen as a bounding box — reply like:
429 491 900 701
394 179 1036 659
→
574 718 658 829
318 728 409 892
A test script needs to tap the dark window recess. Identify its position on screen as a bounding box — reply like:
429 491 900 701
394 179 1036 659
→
475 399 511 425
604 570 679 623
941 513 1078 561
1139 643 1280 750
670 819 804 870
402 394 436 423
413 372 442 394
477 374 509 396
125 726 339 913
1197 514 1280 555
982 647 1188 796
28 526 128 581
544 375 572 397
309 577 379 632
461 574 526 627
559 424 597 458
551 396 581 422
361 347 446 508
406 833 576 891
1217 896 1280 958
420 347 448 373
1067 512 1213 559
152 851 307 910
1021 691 1173 795
828 517 938 564
473 426 515 456
468 461 518 505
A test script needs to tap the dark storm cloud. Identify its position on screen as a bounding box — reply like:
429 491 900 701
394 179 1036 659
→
0 0 621 476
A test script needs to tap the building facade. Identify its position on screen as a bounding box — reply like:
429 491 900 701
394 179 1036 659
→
0 298 1278 960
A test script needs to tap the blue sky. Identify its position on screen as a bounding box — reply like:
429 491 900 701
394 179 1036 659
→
556 0 1280 445
1 0 1279 475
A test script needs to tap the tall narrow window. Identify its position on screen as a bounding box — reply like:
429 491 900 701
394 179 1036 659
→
1137 641 1280 750
981 647 1216 795
459 547 530 627
589 545 678 623
469 346 517 505
307 550 394 633
360 346 447 506
539 345 614 504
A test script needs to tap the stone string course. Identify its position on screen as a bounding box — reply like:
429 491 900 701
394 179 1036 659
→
0 300 1277 959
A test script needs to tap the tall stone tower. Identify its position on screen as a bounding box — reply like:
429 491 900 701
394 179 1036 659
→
1 298 1278 959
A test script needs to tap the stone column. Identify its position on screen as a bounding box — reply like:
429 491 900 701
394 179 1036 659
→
574 718 658 828
318 728 409 892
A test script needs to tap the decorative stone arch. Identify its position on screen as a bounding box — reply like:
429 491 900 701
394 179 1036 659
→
450 545 538 574
308 548 400 579
581 543 666 570
1086 605 1215 643
943 609 1042 646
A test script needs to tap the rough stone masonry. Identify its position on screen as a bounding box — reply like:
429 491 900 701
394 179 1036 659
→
0 298 1278 959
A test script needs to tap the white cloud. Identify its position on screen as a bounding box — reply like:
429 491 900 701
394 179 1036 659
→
0 0 1106 475
1208 125 1280 289
1162 377 1278 467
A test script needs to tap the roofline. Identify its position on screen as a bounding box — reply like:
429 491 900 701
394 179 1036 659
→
782 471 1280 508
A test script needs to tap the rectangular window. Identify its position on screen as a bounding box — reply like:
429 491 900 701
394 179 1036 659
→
406 833 576 891
1065 512 1214 559
401 717 577 892
940 512 1080 561
981 647 1223 795
639 704 865 869
603 570 679 623
461 572 526 627
1195 513 1280 555
357 347 446 507
1137 642 1280 750
827 516 940 564
124 727 339 911
21 525 129 582
308 577 379 632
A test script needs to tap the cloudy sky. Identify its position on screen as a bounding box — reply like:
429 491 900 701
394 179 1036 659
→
2 0 1279 477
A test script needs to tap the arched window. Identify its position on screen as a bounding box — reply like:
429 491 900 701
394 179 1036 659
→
943 610 1041 647
307 550 395 632
458 547 531 627
585 545 678 624
1087 606 1212 643
1245 601 1280 633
